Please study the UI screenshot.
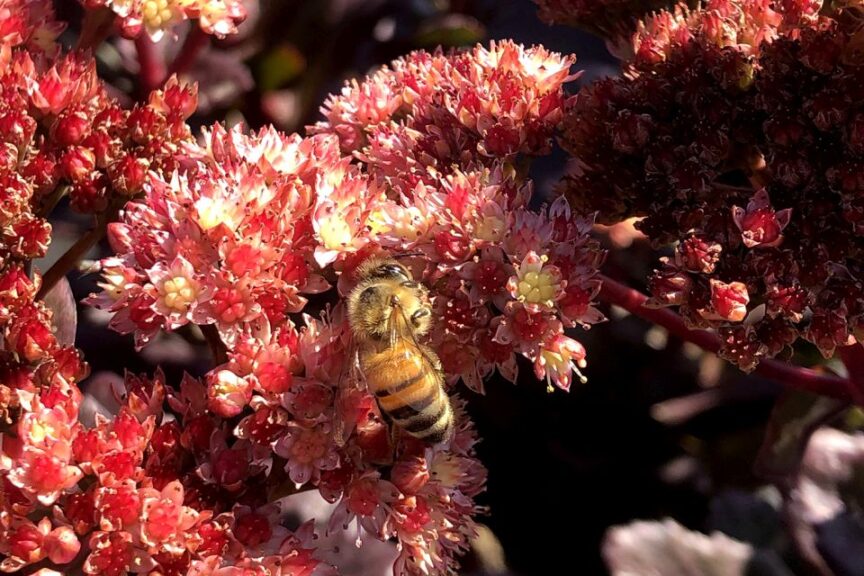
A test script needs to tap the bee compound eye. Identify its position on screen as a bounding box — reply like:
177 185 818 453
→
370 263 410 281
359 286 378 304
411 308 431 324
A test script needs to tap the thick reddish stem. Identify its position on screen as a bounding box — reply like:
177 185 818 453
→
135 35 165 96
167 27 209 77
37 217 108 300
77 7 116 51
201 323 228 366
838 343 864 404
598 274 854 402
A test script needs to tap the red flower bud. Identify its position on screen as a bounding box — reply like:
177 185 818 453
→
212 447 250 489
60 146 95 183
64 489 97 534
53 112 91 146
232 512 272 547
0 110 36 149
109 154 149 196
181 415 216 453
434 231 473 262
678 236 721 273
21 153 57 196
0 265 38 323
611 110 653 154
7 215 51 259
82 130 115 168
150 76 199 120
705 280 750 322
732 189 791 249
806 310 851 358
646 265 692 307
68 173 109 213
126 106 163 145
7 522 45 565
256 361 293 394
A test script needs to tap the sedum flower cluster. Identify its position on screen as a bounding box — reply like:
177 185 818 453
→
311 41 606 392
0 0 196 219
3 369 335 576
1 3 603 570
79 0 248 41
558 0 864 370
83 40 604 575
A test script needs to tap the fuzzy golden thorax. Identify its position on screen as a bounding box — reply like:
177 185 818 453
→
347 258 432 344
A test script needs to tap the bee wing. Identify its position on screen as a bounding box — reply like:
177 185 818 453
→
332 339 365 447
393 305 443 373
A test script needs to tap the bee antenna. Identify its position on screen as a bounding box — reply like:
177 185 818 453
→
393 251 424 260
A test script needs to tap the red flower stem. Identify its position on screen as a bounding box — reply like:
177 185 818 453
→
37 215 109 300
77 7 116 51
36 184 69 219
167 27 209 77
838 343 864 404
598 274 854 402
135 35 165 96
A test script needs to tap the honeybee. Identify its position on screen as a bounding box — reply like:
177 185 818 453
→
340 257 454 446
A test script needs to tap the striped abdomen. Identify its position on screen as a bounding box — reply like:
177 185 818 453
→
360 343 453 444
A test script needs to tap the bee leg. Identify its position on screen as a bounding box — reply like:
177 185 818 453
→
388 422 400 462
376 409 397 464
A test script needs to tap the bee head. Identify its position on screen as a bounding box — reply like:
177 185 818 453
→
348 258 432 342
355 258 412 284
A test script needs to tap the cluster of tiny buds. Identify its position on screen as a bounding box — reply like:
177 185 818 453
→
558 0 864 370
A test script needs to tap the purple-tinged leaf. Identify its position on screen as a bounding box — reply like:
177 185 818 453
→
754 390 847 483
42 276 77 347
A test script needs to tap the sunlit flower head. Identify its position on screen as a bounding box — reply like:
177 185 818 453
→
79 0 248 41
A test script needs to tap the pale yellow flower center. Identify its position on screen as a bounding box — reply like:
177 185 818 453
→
365 209 392 236
142 0 179 27
517 268 557 305
368 206 424 241
211 370 245 397
319 218 353 249
28 420 48 443
196 197 240 231
475 215 505 242
161 275 197 312
541 348 566 371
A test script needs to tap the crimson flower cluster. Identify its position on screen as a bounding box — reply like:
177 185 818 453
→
559 0 864 370
2 369 336 576
0 3 330 575
79 0 247 41
1 0 196 218
311 41 606 392
72 42 602 574
0 0 91 559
